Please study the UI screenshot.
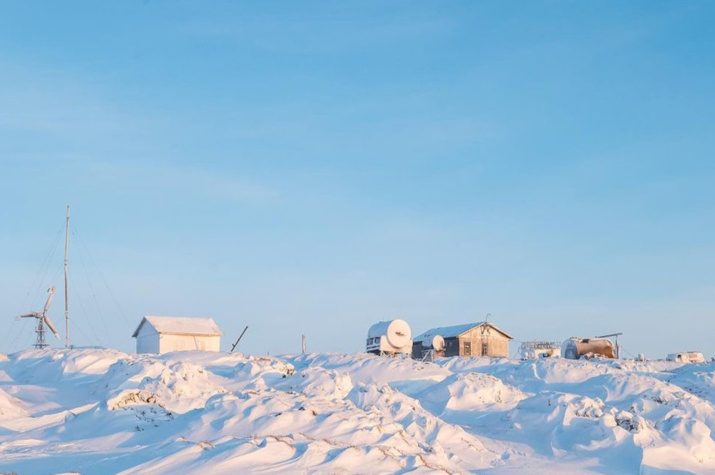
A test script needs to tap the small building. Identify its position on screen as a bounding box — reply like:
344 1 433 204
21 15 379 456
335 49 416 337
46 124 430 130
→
667 351 706 363
519 341 561 359
412 321 513 359
132 315 223 354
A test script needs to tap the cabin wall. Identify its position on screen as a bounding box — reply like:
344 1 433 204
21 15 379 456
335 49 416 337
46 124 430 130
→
457 330 510 358
486 338 509 357
444 338 460 357
158 334 221 353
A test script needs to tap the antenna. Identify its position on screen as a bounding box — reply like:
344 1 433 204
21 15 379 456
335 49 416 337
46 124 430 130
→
17 286 61 348
64 205 70 348
230 326 249 353
481 313 492 335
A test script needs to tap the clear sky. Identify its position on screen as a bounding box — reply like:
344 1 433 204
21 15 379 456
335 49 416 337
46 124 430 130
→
1 1 714 358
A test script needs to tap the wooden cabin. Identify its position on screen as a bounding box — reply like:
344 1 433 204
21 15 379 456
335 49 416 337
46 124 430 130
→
132 315 223 354
412 322 513 359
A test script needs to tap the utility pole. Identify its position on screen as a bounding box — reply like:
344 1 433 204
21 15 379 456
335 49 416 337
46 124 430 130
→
64 205 70 349
302 334 306 354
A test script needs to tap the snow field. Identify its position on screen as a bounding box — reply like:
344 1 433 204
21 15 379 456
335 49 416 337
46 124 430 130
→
0 349 713 474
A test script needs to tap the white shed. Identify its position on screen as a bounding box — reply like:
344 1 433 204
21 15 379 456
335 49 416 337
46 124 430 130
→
132 315 223 354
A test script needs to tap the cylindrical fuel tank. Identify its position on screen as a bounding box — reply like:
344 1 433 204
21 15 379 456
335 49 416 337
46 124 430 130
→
561 337 615 359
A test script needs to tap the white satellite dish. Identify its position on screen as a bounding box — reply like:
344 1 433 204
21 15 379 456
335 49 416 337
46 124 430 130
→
424 334 445 352
366 319 413 356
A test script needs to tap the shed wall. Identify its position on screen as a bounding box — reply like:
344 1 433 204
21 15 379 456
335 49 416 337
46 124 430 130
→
159 334 220 353
136 335 160 354
135 322 161 354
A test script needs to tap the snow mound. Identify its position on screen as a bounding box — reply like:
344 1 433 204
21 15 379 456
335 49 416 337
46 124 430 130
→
103 359 227 414
272 366 354 399
0 349 714 474
288 352 450 385
0 388 29 420
417 372 527 413
347 381 498 470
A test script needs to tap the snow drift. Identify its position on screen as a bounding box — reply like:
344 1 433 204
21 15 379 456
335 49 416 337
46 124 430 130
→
0 349 713 474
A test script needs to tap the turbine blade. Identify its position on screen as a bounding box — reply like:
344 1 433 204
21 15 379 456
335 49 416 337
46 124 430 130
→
17 312 41 319
43 286 56 314
43 317 61 340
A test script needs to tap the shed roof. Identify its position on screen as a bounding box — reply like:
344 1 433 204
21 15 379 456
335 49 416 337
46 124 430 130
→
414 321 513 342
132 315 223 338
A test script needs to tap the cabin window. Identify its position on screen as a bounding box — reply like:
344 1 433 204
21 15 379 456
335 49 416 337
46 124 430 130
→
463 341 471 356
482 340 489 356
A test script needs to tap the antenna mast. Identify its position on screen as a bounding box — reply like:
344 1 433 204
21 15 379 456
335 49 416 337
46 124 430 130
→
64 205 70 348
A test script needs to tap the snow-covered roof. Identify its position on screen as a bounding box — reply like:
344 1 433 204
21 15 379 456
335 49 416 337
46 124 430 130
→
414 321 513 342
132 316 223 338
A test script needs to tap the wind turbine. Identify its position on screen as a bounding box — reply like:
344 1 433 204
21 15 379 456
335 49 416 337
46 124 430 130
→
17 286 61 349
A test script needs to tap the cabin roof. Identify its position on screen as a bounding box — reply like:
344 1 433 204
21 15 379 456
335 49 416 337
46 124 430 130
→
414 321 513 342
132 315 223 338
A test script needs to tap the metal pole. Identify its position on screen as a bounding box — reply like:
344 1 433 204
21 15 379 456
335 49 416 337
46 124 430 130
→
64 205 70 349
230 325 249 352
302 334 306 354
37 318 46 349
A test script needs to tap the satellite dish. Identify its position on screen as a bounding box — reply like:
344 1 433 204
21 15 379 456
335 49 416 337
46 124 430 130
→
424 334 445 352
385 319 411 349
366 319 413 356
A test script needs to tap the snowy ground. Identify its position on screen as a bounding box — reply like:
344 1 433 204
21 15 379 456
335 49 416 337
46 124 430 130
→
0 349 714 474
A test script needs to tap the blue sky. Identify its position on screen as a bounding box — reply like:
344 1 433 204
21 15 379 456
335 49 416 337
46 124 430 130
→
1 1 714 358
